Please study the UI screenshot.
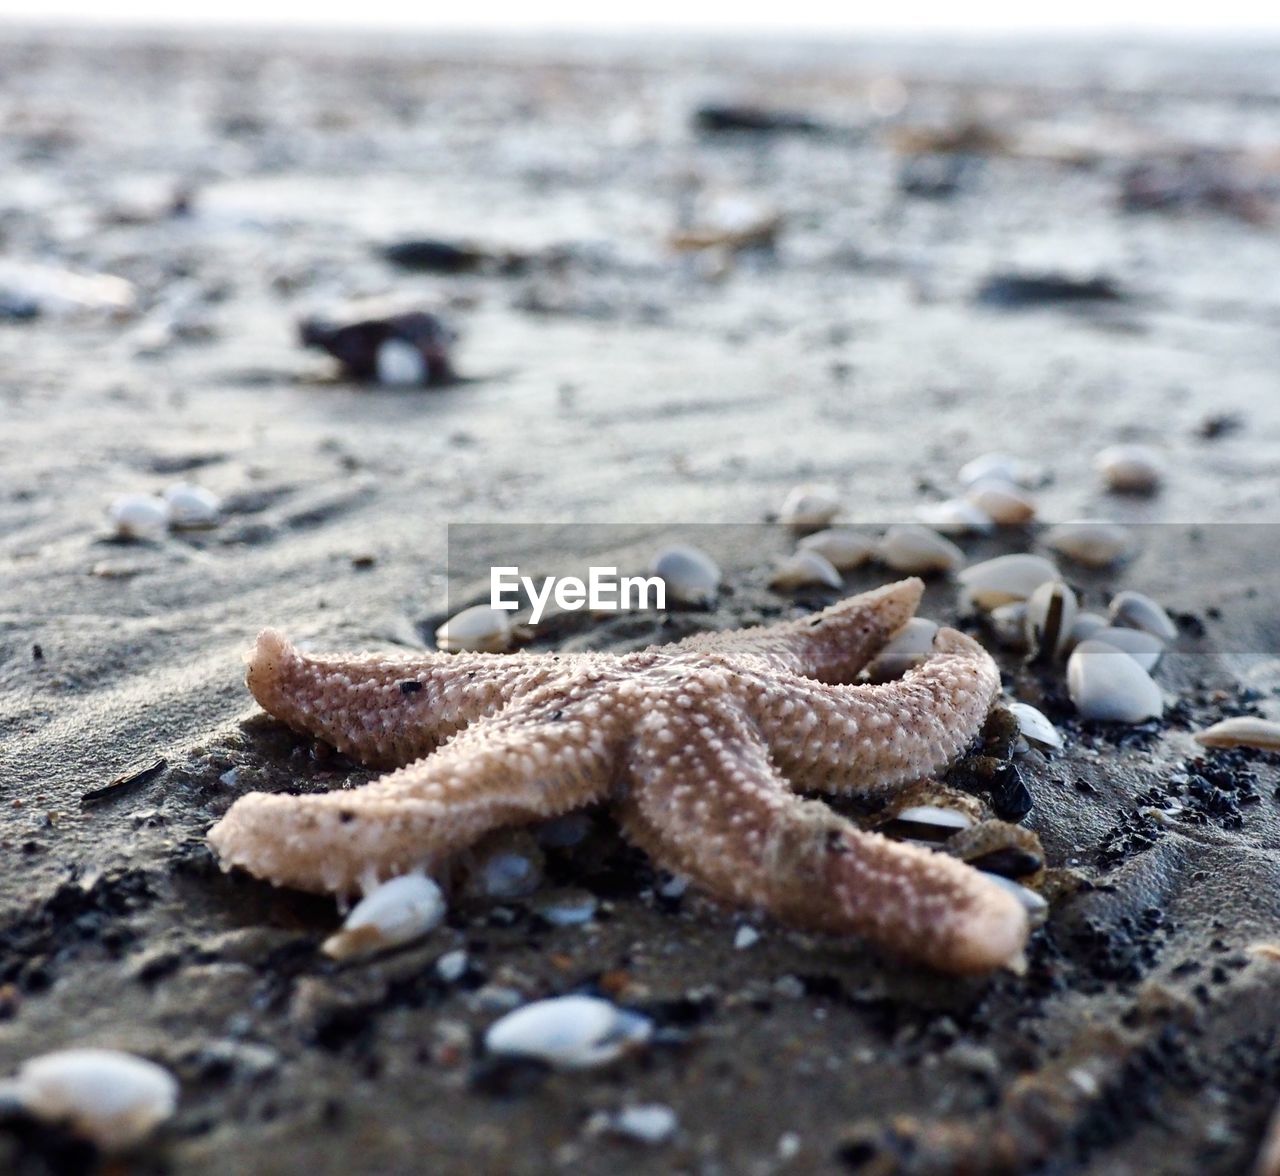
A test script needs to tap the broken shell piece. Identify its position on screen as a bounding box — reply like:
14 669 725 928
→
964 479 1036 525
650 545 721 606
1090 626 1164 673
915 497 994 536
1194 716 1280 751
956 554 1059 612
108 494 169 540
778 485 841 532
1067 640 1163 723
1045 521 1132 569
1025 581 1078 661
6 1048 178 1152
877 524 963 575
163 483 221 529
980 873 1049 926
1108 590 1178 642
435 605 515 653
866 618 939 681
1006 702 1063 751
770 550 842 591
797 528 878 570
321 873 445 960
1095 444 1163 494
958 453 1044 490
484 995 652 1069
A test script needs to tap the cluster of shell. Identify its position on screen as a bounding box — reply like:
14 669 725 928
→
108 483 221 539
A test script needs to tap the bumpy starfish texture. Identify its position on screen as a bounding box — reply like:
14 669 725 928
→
208 578 1025 973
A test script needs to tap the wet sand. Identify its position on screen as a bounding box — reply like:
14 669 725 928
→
2 25 1280 1175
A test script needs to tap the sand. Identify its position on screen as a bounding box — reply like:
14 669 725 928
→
2 24 1280 1175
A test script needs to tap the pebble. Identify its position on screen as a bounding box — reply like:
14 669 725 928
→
484 995 652 1069
436 949 469 983
734 925 761 950
1095 444 1163 494
321 874 445 961
600 1104 679 1145
1 1048 177 1151
533 891 598 926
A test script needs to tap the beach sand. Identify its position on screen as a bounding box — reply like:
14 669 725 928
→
2 25 1280 1174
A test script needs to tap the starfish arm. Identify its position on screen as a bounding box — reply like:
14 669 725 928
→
679 579 923 682
244 629 577 768
746 627 1001 795
209 691 619 894
618 699 1027 974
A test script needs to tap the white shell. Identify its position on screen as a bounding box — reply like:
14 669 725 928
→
797 528 878 570
1090 626 1164 673
877 524 963 575
1024 580 1078 661
322 874 445 960
484 995 652 1069
1108 591 1178 642
892 804 974 832
866 617 938 680
435 605 514 653
376 337 428 386
108 494 169 539
914 498 995 536
1066 612 1109 651
1095 444 1163 494
1006 701 1063 750
956 554 1060 612
1045 521 1132 569
958 452 1044 489
601 1104 678 1145
964 479 1036 525
778 485 841 531
650 545 721 605
1067 640 1163 723
769 550 843 590
1194 716 1280 751
163 482 221 529
8 1048 177 1151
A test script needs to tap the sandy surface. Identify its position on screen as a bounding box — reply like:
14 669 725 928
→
2 25 1280 1175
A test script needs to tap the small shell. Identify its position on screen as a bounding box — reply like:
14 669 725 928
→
1108 590 1178 642
1090 626 1164 673
797 528 878 570
958 452 1044 489
988 601 1030 650
956 554 1060 612
914 498 995 536
650 545 721 606
375 337 429 386
882 804 975 843
1194 716 1280 751
599 1104 679 1145
1095 444 1163 494
321 874 445 960
484 995 652 1069
163 482 221 529
866 617 939 681
435 604 514 653
1024 580 1078 661
1067 640 1163 723
778 485 841 532
8 1048 178 1151
1006 701 1063 751
108 494 169 539
964 479 1036 525
1045 521 1132 568
877 524 963 575
770 550 843 591
1066 611 1109 651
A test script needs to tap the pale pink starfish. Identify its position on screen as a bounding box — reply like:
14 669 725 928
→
209 578 1027 973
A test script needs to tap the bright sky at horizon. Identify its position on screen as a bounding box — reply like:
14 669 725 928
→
2 0 1279 34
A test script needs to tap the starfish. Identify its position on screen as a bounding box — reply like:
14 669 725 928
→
208 578 1029 973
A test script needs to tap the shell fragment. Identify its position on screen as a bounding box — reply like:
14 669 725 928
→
484 995 652 1069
